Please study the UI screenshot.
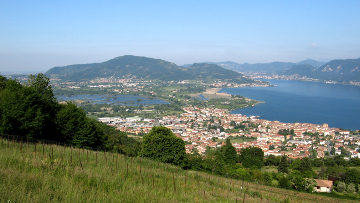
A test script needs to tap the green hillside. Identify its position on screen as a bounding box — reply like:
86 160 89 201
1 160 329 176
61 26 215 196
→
46 55 244 81
0 137 354 203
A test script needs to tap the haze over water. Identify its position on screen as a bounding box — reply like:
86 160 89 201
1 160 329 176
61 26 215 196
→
220 80 360 130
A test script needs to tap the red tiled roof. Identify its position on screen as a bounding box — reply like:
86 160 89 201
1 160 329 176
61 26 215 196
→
315 179 333 188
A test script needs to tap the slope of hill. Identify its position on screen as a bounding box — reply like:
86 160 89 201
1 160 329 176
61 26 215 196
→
210 58 360 83
297 59 326 68
188 63 242 80
46 55 243 81
1 137 356 203
278 58 360 82
313 58 360 82
277 64 317 77
211 60 326 74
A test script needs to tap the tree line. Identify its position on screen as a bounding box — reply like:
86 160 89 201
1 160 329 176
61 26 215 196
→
0 74 140 155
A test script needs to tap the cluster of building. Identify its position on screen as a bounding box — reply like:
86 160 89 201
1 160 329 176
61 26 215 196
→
207 81 269 88
250 74 360 86
100 106 360 159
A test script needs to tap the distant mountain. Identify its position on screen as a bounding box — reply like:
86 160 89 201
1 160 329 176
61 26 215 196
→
277 64 317 77
297 59 326 68
313 58 360 82
46 55 245 81
210 60 326 74
180 64 193 67
278 58 360 82
187 63 243 80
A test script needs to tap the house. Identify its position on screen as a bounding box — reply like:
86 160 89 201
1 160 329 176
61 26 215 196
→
314 179 333 192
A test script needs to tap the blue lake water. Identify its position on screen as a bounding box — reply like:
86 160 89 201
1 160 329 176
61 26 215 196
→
56 95 169 106
219 80 360 130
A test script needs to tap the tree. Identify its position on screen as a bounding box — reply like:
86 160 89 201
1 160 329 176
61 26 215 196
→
334 155 347 166
265 154 276 166
344 168 360 185
304 178 317 193
105 126 141 156
263 171 272 185
337 181 346 192
56 102 88 143
278 155 289 173
338 146 347 156
289 171 306 191
278 175 291 189
223 138 237 165
347 183 356 193
0 75 7 90
312 158 324 167
25 73 57 107
331 147 336 155
239 147 264 169
318 166 327 179
299 157 312 173
0 74 140 153
0 74 58 139
236 166 252 181
349 158 360 166
185 153 203 171
141 126 186 166
269 144 275 150
71 118 105 148
309 148 318 159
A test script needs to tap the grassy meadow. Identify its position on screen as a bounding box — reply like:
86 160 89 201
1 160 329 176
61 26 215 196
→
0 137 356 203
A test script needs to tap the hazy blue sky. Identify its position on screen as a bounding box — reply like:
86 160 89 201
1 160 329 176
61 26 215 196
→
1 0 360 73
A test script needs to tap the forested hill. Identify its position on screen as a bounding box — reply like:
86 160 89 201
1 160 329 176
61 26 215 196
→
46 55 245 81
206 59 326 74
278 58 360 82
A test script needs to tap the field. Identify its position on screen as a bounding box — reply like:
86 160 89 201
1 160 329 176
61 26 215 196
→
0 136 357 203
189 88 232 99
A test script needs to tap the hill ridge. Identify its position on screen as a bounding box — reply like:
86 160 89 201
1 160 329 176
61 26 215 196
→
46 55 244 81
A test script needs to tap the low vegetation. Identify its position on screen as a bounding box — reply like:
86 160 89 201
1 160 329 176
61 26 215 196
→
1 137 356 203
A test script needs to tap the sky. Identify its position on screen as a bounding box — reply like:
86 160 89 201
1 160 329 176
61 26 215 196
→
1 0 360 74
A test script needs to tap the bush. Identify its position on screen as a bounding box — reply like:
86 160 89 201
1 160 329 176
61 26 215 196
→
337 181 346 192
141 126 186 166
347 183 356 193
278 176 291 189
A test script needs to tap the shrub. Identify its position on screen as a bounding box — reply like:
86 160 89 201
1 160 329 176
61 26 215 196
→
337 181 346 192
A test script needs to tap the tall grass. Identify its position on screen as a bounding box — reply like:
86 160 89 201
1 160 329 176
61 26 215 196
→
0 137 355 203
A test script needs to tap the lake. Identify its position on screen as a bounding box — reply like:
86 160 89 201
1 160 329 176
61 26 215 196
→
56 95 169 106
219 80 360 130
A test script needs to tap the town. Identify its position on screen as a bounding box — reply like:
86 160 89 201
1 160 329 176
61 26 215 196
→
100 106 360 159
44 75 360 161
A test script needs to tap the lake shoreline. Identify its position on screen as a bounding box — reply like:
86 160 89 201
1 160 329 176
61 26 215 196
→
221 79 360 130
